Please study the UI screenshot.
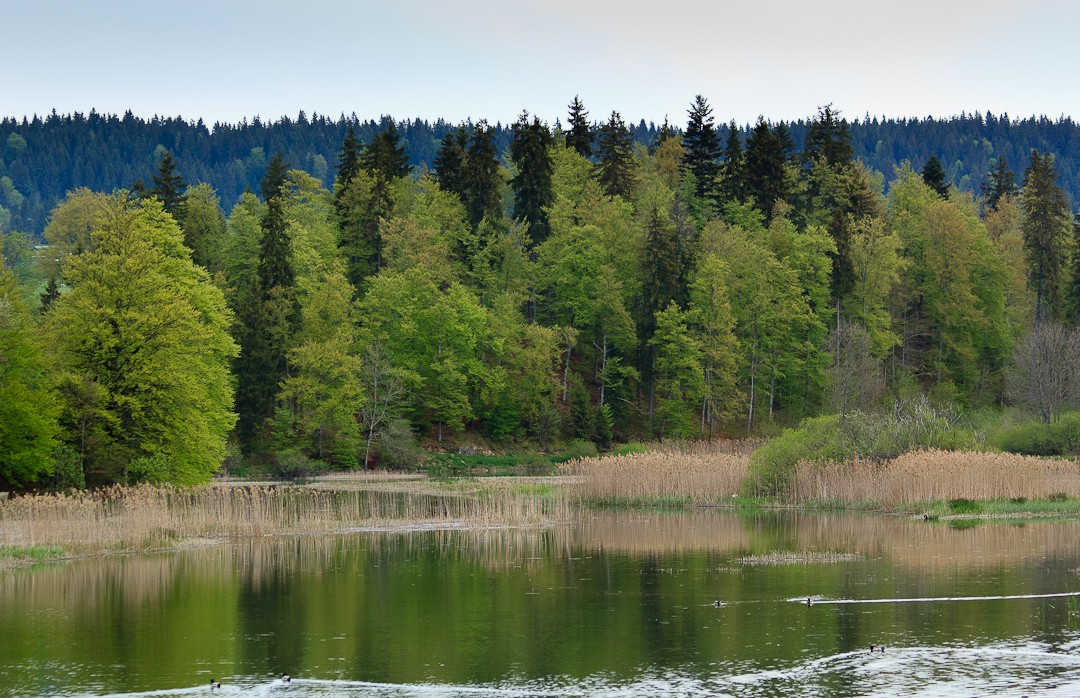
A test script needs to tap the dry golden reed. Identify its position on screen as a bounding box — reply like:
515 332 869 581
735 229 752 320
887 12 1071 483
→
571 450 749 504
0 481 574 553
791 449 1080 506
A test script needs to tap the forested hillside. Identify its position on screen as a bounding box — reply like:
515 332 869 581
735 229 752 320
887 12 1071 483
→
3 97 1080 491
2 107 1079 235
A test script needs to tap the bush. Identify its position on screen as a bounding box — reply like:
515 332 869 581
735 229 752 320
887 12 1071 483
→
274 449 328 478
746 397 971 496
994 412 1080 456
558 439 598 462
612 442 650 456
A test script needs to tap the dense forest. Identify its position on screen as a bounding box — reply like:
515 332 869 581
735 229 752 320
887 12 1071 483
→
2 107 1080 235
3 97 1080 491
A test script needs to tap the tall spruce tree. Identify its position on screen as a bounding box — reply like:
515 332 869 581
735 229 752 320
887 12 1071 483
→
595 111 635 199
463 120 503 228
718 121 745 204
983 157 1018 212
149 149 187 217
682 95 720 200
361 121 410 181
744 118 788 220
566 95 593 158
1021 150 1071 322
802 104 853 167
921 156 950 198
509 113 554 245
334 126 364 209
1067 212 1080 326
434 127 470 202
260 152 289 202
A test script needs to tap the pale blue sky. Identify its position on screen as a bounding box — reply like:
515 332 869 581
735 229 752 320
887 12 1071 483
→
5 0 1077 127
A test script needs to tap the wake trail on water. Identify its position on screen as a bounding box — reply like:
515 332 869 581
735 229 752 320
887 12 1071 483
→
793 590 1080 605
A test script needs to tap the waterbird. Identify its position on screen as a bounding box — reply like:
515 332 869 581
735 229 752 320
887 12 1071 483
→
210 678 221 689
806 597 813 606
713 599 722 607
281 673 291 682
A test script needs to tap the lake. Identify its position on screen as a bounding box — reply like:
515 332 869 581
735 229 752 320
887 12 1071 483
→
4 510 1080 696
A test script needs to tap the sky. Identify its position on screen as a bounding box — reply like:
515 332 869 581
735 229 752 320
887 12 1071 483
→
5 0 1080 128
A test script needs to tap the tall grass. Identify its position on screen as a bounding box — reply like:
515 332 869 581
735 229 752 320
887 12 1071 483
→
791 449 1080 507
0 481 574 553
571 449 749 505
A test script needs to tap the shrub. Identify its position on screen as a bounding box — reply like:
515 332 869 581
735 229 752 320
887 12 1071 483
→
612 442 650 456
994 412 1080 456
558 439 598 462
274 449 327 478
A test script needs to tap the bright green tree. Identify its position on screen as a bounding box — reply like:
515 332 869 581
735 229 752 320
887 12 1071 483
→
0 267 60 489
46 196 237 485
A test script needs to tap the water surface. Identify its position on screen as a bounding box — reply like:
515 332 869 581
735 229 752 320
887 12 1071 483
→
4 511 1080 696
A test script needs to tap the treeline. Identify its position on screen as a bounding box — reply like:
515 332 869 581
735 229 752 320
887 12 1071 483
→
2 107 1080 235
2 96 1080 491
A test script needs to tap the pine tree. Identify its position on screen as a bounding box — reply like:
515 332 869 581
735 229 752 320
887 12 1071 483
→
921 155 949 198
744 118 788 220
718 122 745 204
566 95 593 158
149 149 187 217
260 152 289 202
594 111 635 199
983 157 1018 212
1067 213 1080 326
510 113 554 245
682 95 720 200
802 104 853 167
434 127 469 202
334 126 364 210
40 275 60 313
361 121 410 181
463 120 503 228
1021 150 1071 322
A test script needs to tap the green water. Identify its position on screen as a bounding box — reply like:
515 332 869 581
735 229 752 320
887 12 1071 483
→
4 511 1080 696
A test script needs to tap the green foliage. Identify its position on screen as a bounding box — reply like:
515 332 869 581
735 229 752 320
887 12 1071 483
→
46 196 238 486
595 111 635 200
992 412 1080 456
682 95 720 200
1021 150 1070 322
745 398 969 496
565 96 593 159
509 113 554 244
0 269 59 488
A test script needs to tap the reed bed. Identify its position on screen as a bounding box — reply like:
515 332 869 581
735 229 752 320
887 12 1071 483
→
571 451 749 505
791 449 1080 507
0 481 575 553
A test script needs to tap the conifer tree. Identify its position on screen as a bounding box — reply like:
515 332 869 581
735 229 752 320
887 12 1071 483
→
260 152 289 202
39 275 60 313
802 104 853 167
1021 150 1071 322
921 156 949 198
510 113 554 245
334 126 364 210
718 122 745 204
434 127 469 202
463 120 503 228
361 121 410 181
594 111 635 199
1067 213 1080 326
682 95 720 200
744 118 789 221
149 149 187 217
566 95 593 158
983 157 1018 212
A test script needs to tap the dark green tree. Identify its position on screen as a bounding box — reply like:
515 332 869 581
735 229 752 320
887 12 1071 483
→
148 149 187 217
983 157 1018 212
1067 213 1080 326
566 95 593 158
682 95 720 200
40 275 60 313
333 125 364 213
361 121 410 181
718 122 745 204
773 122 797 164
594 111 635 199
510 113 554 245
1021 150 1071 322
434 127 470 202
260 152 289 202
802 104 853 168
921 155 950 198
463 120 503 228
744 118 789 221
